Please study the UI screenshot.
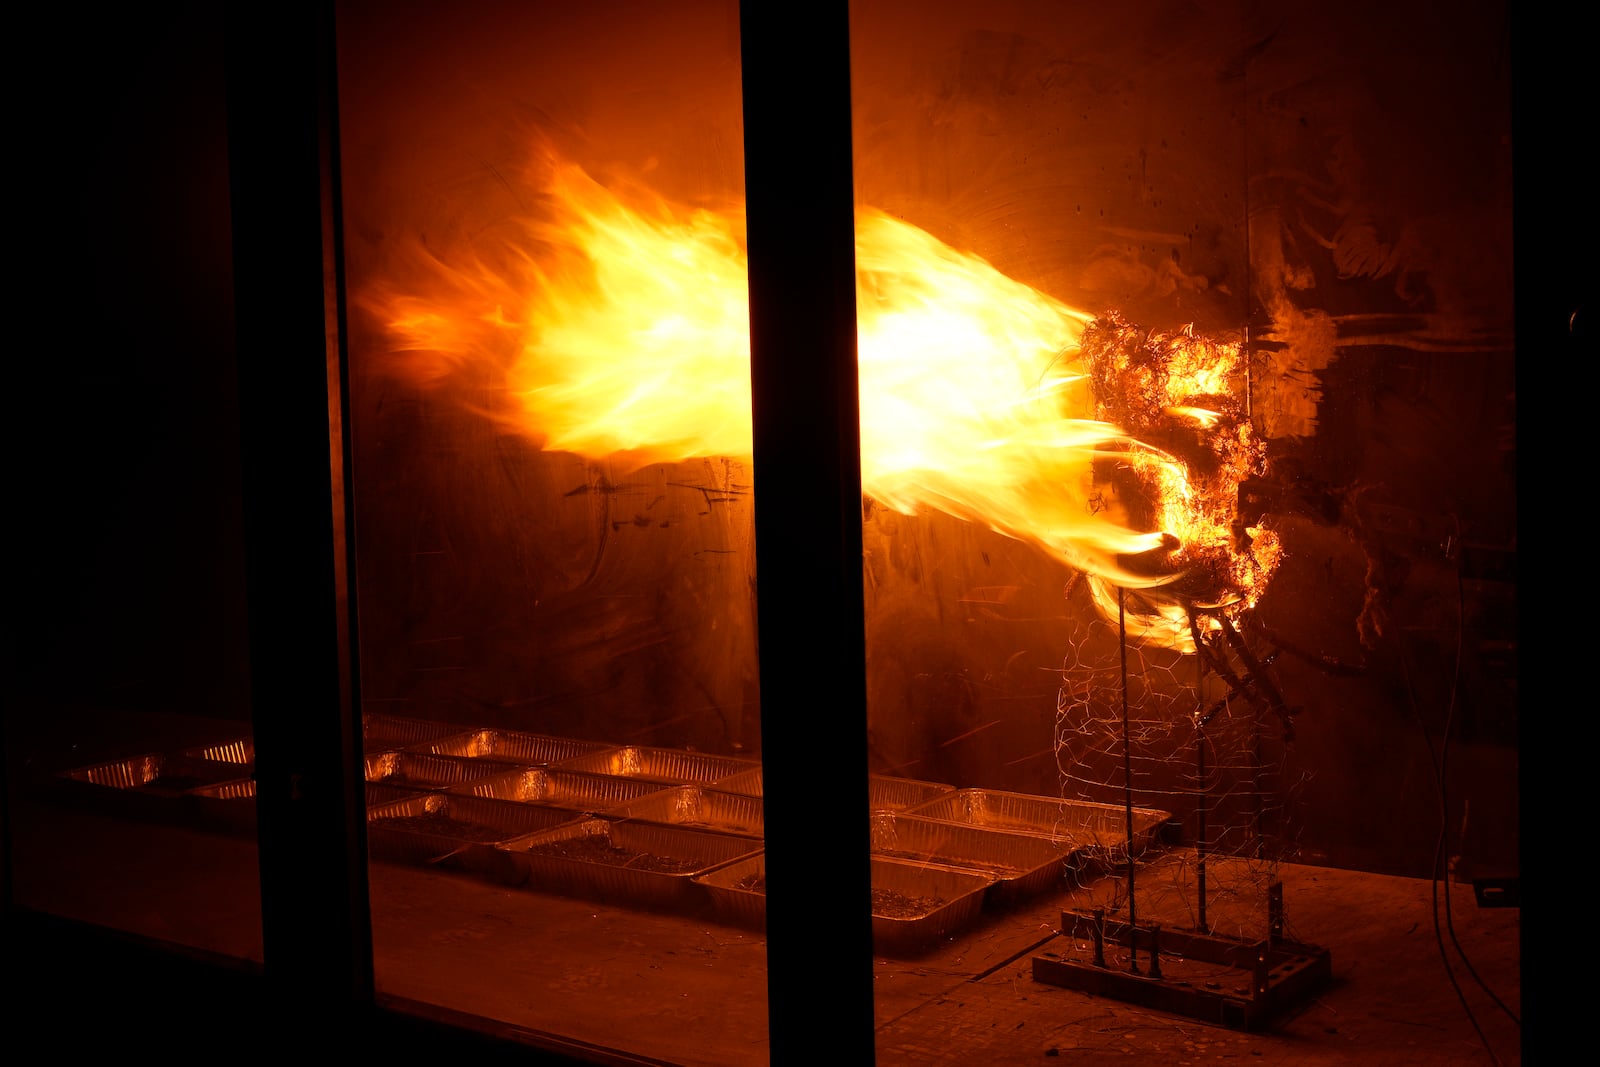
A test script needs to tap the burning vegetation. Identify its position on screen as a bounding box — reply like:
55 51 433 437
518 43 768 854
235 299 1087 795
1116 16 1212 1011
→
1077 315 1280 650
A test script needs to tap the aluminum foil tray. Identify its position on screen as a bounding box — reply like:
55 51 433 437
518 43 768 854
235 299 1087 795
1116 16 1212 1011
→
192 778 256 800
871 855 995 957
609 784 764 838
53 753 255 828
869 774 957 811
693 851 767 930
903 788 1172 861
707 770 954 810
364 750 526 792
447 766 670 812
59 753 246 796
416 728 614 766
362 713 468 750
711 766 762 796
499 816 762 912
188 778 259 835
691 851 994 955
368 792 580 877
367 781 426 808
552 745 759 786
180 736 255 767
869 810 1069 907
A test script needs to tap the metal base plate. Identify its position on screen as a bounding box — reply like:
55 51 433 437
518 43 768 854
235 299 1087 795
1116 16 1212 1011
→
1032 908 1332 1031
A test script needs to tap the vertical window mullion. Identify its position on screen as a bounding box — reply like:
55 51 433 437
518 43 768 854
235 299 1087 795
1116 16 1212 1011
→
225 0 373 1033
741 3 876 1062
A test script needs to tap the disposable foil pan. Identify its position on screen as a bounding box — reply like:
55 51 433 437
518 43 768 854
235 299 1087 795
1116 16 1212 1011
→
60 753 246 796
368 792 580 878
869 810 1069 907
608 784 764 838
54 753 254 827
180 736 256 767
711 766 762 796
706 770 954 810
499 816 762 912
692 851 995 956
447 767 671 813
364 750 526 792
189 778 259 835
903 788 1171 863
870 855 996 957
362 713 468 750
366 781 424 808
868 774 957 811
552 745 759 785
192 778 256 800
415 728 614 766
694 851 768 930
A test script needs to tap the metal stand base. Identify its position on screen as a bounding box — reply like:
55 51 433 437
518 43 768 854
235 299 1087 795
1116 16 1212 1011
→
1032 907 1332 1031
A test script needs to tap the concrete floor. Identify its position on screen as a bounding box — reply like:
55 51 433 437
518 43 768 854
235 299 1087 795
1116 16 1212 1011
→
7 774 1521 1066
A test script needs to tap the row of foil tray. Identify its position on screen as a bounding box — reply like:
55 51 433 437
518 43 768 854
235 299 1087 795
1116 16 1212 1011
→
364 796 996 957
691 793 1170 954
362 727 761 919
50 744 261 835
53 713 1172 955
357 719 1170 955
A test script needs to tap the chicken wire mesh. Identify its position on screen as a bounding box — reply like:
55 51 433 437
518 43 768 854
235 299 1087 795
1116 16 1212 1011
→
1054 582 1310 942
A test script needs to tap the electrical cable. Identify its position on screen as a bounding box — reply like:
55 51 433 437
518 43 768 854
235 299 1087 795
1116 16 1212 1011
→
1436 546 1520 1027
1400 516 1520 1067
1399 640 1501 1067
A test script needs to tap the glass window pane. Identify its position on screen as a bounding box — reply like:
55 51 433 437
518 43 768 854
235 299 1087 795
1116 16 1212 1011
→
336 3 769 1062
850 1 1516 1062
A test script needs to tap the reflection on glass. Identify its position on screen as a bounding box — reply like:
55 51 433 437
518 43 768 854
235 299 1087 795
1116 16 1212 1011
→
338 2 769 1062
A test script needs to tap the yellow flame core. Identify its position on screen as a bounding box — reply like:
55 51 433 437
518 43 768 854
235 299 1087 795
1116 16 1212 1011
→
508 165 755 459
376 159 1278 650
853 208 1175 586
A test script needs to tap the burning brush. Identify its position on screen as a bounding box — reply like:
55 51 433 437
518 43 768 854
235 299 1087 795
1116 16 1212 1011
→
1075 314 1281 653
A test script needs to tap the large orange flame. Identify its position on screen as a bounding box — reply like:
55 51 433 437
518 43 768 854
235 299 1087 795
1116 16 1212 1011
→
373 155 1277 651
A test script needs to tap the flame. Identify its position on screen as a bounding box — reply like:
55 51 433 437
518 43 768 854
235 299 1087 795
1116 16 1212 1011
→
371 155 1278 651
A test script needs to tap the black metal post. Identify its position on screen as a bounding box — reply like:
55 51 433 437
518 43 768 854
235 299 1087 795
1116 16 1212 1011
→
224 0 373 1038
740 4 875 1063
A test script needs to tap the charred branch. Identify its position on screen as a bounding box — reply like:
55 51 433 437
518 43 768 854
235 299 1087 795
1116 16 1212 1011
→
1243 612 1366 678
1216 613 1296 742
1188 607 1297 743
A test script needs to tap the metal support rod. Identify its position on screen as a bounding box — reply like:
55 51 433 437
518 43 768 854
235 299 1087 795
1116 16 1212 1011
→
1093 908 1107 968
1253 697 1264 860
1196 730 1208 934
1195 649 1208 934
1148 924 1163 980
1118 586 1138 973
